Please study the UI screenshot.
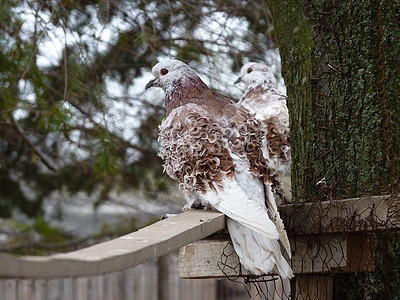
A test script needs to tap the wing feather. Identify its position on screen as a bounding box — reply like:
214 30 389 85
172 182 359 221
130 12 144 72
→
201 177 279 240
264 183 292 258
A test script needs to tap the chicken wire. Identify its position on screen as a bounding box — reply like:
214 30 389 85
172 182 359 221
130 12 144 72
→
216 192 400 299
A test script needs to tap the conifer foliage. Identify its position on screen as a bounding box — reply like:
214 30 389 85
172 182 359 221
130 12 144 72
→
0 0 275 217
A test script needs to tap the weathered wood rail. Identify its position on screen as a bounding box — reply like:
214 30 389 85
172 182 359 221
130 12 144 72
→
0 211 225 278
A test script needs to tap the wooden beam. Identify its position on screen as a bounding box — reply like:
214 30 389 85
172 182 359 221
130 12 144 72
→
280 195 400 235
179 232 376 278
292 233 374 274
344 233 375 272
179 239 246 278
0 211 225 279
295 275 333 300
290 234 347 274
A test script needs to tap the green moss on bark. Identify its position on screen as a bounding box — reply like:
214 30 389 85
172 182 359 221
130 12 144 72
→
265 0 315 201
268 0 400 201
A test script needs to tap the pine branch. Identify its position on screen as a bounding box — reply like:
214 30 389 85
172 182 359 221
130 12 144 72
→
12 119 57 171
65 101 149 154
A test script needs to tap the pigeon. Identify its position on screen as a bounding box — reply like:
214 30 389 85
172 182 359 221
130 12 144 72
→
234 62 291 202
145 59 293 279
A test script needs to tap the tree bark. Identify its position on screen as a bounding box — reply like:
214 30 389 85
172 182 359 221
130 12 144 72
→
266 0 400 201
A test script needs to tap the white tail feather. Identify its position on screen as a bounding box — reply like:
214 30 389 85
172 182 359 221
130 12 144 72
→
202 178 279 240
227 219 294 279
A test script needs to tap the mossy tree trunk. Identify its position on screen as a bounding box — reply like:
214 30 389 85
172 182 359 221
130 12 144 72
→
266 0 400 201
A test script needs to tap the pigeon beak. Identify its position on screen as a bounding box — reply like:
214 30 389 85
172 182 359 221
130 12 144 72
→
233 77 242 85
145 78 157 90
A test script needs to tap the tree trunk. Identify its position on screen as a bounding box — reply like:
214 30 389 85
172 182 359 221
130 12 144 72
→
266 0 400 201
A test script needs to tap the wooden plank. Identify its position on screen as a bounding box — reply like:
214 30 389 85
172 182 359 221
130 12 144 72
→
32 279 45 300
74 277 88 300
344 233 375 273
0 280 5 300
88 275 103 300
17 279 32 300
5 279 17 300
167 253 180 300
148 260 157 300
280 195 400 235
0 211 225 279
157 255 170 300
290 234 347 274
295 275 333 300
138 260 157 300
179 234 360 277
62 277 74 300
104 272 121 300
124 267 136 300
179 240 246 278
47 279 62 300
273 277 291 300
203 279 218 300
137 263 147 300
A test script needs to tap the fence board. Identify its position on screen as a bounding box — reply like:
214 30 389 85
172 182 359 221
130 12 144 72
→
32 279 45 300
0 280 4 300
62 277 73 300
47 279 62 300
5 280 17 300
296 275 333 300
105 272 121 300
17 279 32 300
168 253 180 300
89 275 104 300
124 268 134 300
74 277 88 300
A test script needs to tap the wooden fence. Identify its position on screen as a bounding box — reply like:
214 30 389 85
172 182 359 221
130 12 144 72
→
0 211 264 299
0 252 256 300
1 195 399 299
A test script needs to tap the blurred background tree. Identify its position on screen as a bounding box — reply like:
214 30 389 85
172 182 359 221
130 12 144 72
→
0 0 280 222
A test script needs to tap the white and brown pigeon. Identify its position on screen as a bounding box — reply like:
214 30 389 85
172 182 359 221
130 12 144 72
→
234 62 291 202
145 59 293 279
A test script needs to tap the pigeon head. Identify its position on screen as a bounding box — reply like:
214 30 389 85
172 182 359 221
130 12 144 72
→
234 62 277 88
145 59 208 114
145 59 200 91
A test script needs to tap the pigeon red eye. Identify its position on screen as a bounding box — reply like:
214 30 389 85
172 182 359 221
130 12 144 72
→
247 68 253 74
160 68 168 76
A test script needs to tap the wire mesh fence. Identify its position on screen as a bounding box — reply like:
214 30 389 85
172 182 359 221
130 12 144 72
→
213 192 400 299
